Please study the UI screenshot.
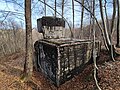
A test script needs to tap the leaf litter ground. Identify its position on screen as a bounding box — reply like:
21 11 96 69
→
0 50 120 90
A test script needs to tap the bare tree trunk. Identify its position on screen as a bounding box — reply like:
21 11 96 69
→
55 0 57 17
89 0 92 39
44 0 46 16
90 1 102 89
92 0 101 89
104 0 110 32
72 0 75 38
79 0 84 39
109 0 116 61
23 0 33 81
99 0 111 50
117 0 120 47
61 0 65 38
110 0 116 34
62 0 64 19
99 0 115 61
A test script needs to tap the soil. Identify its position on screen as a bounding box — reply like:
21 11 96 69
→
0 50 120 90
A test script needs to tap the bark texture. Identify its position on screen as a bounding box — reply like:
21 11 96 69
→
24 0 33 80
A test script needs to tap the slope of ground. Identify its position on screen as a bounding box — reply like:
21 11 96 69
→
0 50 120 90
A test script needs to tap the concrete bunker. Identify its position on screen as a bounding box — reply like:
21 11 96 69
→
34 16 101 87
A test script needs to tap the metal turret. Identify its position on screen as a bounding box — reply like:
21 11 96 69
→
37 16 65 39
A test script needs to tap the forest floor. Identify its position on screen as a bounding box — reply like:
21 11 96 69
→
0 50 120 90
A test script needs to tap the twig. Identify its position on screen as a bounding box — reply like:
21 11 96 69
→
0 10 24 15
12 0 24 9
32 1 39 10
1 11 10 24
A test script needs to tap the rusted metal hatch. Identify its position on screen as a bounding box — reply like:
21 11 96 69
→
34 16 101 87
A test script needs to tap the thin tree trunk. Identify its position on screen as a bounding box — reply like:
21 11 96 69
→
44 0 46 16
79 0 84 39
92 1 101 89
110 0 116 34
109 0 116 61
89 0 92 39
62 0 65 37
23 0 33 81
99 0 115 61
117 0 120 47
72 0 75 37
62 0 64 19
55 0 57 17
99 0 111 49
104 0 110 32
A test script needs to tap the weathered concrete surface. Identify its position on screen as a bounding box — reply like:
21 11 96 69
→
34 38 101 87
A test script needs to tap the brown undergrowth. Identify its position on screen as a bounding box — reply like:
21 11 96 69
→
0 50 120 90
